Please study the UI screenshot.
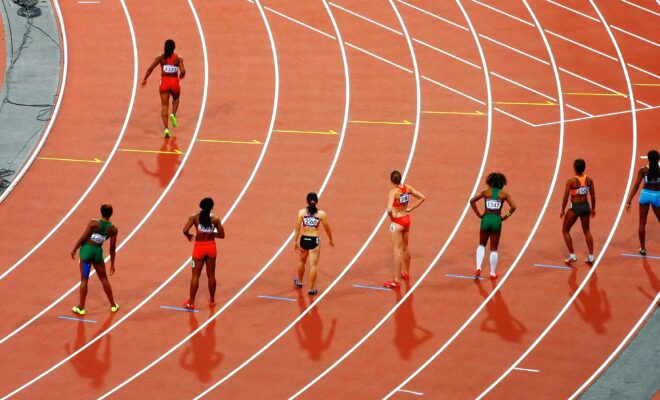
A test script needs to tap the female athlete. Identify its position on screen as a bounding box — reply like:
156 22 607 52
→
385 170 426 289
70 204 119 315
561 159 596 264
470 172 516 279
183 198 225 310
141 39 186 138
293 192 334 296
625 149 659 255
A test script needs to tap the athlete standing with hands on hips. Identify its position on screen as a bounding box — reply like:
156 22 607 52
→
70 204 119 315
293 193 334 296
470 172 516 280
142 39 186 138
385 170 426 289
625 149 660 255
560 159 596 264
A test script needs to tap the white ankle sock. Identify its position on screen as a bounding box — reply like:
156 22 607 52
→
490 251 498 275
476 245 485 269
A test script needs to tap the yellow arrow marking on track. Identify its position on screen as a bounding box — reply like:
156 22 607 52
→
494 100 556 106
564 92 627 97
633 83 660 87
119 148 184 155
274 129 338 135
348 120 414 125
198 139 263 144
422 110 486 115
37 156 103 164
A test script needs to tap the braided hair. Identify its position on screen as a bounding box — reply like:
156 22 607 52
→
199 197 214 229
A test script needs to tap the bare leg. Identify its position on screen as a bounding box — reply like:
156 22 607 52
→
389 224 404 282
653 206 660 222
94 261 115 306
171 91 180 116
562 211 579 254
160 91 170 129
402 230 411 275
78 260 88 309
308 248 320 289
189 258 204 303
638 204 650 250
579 214 594 254
297 249 309 283
205 258 217 303
490 231 501 251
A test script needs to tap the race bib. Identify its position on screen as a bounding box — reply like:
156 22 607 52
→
303 217 319 227
576 187 589 195
399 193 410 204
90 232 106 244
485 199 502 210
163 64 178 74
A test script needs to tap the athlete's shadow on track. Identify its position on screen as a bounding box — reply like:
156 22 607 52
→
180 311 224 382
64 314 115 388
138 137 182 187
569 268 610 334
475 280 527 342
393 284 433 360
638 257 658 301
296 292 336 361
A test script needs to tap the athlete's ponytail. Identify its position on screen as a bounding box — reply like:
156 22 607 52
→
164 39 175 60
648 150 659 181
199 197 214 229
306 192 318 215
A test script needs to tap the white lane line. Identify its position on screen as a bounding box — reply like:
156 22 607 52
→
422 75 485 105
545 29 617 61
398 389 424 396
330 1 402 35
386 0 567 396
345 42 413 73
513 367 541 373
545 0 599 22
0 0 209 396
413 38 481 69
620 0 660 16
491 71 556 101
637 99 652 108
534 105 658 127
627 63 660 79
477 1 638 397
396 0 469 31
569 292 660 399
479 33 549 65
558 67 627 97
264 6 336 40
471 0 535 26
611 25 660 47
0 0 68 203
196 0 423 395
102 0 352 396
493 107 537 127
299 0 494 396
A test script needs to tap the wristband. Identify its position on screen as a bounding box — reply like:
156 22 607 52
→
505 211 512 217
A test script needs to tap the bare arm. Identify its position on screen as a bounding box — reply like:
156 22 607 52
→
108 227 117 276
386 189 396 219
625 168 644 212
320 211 334 247
71 221 95 259
293 211 303 250
406 185 426 212
560 179 571 218
178 57 186 79
183 215 195 242
214 216 225 239
589 177 596 218
502 192 517 221
141 56 162 86
469 190 485 219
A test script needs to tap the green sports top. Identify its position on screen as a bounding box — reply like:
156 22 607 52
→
485 188 503 212
89 220 112 245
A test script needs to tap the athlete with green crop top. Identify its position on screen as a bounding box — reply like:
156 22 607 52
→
70 204 119 315
469 173 516 279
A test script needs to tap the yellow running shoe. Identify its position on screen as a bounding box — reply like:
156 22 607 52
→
72 306 86 316
169 113 178 128
111 304 119 313
164 128 171 138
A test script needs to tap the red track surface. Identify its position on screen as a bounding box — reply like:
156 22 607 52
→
0 0 657 399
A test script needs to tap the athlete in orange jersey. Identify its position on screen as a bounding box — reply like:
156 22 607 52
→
561 159 596 264
385 170 425 289
141 39 186 138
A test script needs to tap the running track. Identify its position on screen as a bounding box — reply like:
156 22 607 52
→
0 0 657 399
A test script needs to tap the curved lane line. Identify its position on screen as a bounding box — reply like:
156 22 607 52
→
0 0 210 395
476 1 637 397
385 0 568 396
0 0 68 203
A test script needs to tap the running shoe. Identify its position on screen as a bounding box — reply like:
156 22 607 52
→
383 280 401 289
183 299 195 310
564 255 577 264
586 255 595 265
209 300 216 308
640 248 647 256
474 268 481 278
308 288 318 296
293 279 303 289
170 113 178 128
110 304 119 313
490 273 497 280
400 272 410 280
164 128 171 138
72 306 86 316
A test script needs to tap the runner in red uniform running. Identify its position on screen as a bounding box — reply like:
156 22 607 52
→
141 39 186 138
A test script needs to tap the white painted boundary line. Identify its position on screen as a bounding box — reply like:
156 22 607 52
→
610 25 660 47
330 1 402 36
471 0 534 26
534 105 658 127
479 33 549 65
0 0 68 203
546 0 599 22
297 0 495 396
569 292 660 398
414 38 482 69
101 0 354 396
627 63 660 80
345 42 412 73
195 0 423 396
397 0 468 31
386 0 567 396
620 0 660 17
0 0 210 396
0 0 138 281
546 29 617 60
476 1 638 397
264 6 336 40
421 75 485 105
514 367 541 373
398 389 424 396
